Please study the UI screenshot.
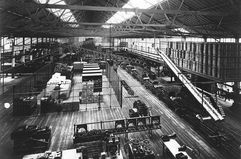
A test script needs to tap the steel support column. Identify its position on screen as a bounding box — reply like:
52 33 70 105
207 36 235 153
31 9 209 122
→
11 38 15 78
120 81 123 108
0 37 2 73
21 37 25 63
30 37 32 47
2 37 5 93
231 37 241 109
109 24 112 59
30 38 34 61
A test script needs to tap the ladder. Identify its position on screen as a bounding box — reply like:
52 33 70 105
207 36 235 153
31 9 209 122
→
155 49 224 121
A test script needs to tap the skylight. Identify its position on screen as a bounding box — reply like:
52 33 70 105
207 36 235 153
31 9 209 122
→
103 0 163 28
37 0 78 27
173 28 190 33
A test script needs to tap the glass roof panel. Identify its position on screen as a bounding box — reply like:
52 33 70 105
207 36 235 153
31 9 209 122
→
103 0 164 27
173 28 190 33
37 0 79 27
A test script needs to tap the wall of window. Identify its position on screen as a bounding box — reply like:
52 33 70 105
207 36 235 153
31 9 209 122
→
118 37 240 55
0 37 53 54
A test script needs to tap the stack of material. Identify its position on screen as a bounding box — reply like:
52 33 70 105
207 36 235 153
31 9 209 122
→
128 138 155 159
93 92 103 103
73 62 82 72
93 77 102 92
45 73 71 99
82 69 102 74
73 61 87 73
81 81 94 104
165 41 241 81
82 63 102 92
84 63 99 68
82 73 102 92
80 82 103 104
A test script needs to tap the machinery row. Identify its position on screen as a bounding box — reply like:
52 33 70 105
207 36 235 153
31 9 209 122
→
113 50 237 158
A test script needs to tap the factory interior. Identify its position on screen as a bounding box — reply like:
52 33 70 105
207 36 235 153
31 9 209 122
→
1 0 241 159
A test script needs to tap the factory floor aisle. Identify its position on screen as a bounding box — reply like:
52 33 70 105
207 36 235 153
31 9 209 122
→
0 69 123 159
0 67 236 159
117 67 226 159
79 75 120 111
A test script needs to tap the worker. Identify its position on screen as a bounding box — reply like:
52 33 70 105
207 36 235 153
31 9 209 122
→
98 92 101 110
113 63 117 72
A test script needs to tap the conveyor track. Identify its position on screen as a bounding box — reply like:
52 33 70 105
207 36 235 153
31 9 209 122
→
155 49 224 121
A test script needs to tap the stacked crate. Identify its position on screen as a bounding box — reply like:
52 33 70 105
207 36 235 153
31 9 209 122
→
81 82 103 104
82 63 102 92
73 62 82 73
94 78 102 92
81 81 94 104
86 82 94 103
165 41 241 81
82 73 102 92
93 92 103 103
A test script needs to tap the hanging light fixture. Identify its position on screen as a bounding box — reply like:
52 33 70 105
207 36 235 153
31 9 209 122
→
4 103 11 109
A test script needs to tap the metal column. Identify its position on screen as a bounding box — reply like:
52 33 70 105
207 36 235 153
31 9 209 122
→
11 38 15 78
21 37 25 63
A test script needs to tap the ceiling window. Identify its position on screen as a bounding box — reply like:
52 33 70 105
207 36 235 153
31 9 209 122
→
172 28 190 34
37 0 78 27
103 0 163 28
